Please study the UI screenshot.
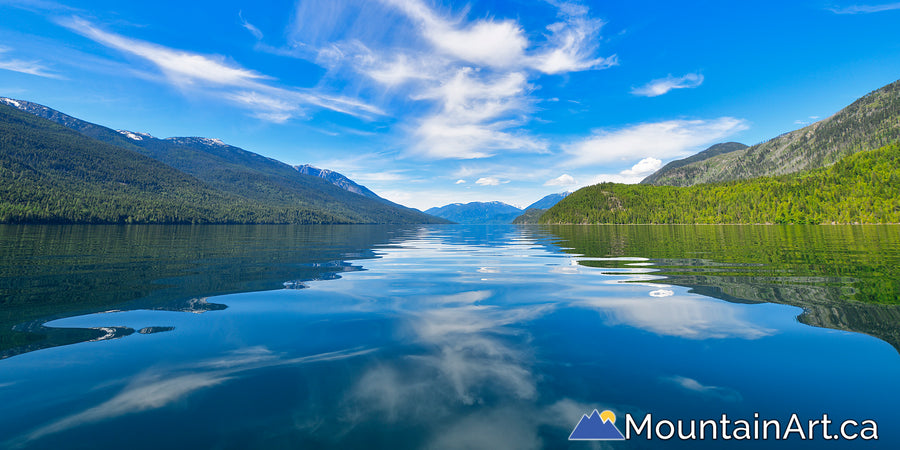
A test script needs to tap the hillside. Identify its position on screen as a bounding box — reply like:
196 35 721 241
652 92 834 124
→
0 103 331 223
541 142 900 224
425 201 523 224
0 99 445 224
640 142 747 185
643 79 900 186
511 208 547 224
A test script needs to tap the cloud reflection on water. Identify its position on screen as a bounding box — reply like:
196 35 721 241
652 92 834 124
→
576 295 774 339
7 226 795 448
14 346 376 447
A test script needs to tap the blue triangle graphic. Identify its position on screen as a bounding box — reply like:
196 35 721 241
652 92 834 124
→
569 409 626 441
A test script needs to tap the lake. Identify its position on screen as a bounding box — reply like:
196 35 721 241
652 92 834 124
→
1 224 898 449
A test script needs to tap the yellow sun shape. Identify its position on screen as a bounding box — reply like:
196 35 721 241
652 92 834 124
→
600 410 616 423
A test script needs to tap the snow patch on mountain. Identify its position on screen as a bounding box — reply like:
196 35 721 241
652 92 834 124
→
116 130 155 141
166 137 227 147
0 97 21 108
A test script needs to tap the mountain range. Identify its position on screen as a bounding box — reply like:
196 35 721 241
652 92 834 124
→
425 201 523 224
0 98 446 224
425 193 569 224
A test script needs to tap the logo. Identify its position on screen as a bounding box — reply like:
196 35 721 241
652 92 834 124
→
568 409 879 442
569 409 625 441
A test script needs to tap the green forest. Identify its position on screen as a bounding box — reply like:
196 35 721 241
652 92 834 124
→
541 142 900 224
0 103 443 224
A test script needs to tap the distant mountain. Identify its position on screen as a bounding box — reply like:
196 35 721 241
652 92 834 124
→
640 142 747 185
0 99 446 224
425 201 523 224
511 192 570 224
642 79 900 186
524 192 569 210
295 164 381 200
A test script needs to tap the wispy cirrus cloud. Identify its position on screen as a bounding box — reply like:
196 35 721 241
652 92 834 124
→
0 46 63 78
11 346 375 446
238 11 264 40
566 117 748 166
289 0 615 160
828 2 900 14
57 17 383 123
632 72 704 97
0 0 76 12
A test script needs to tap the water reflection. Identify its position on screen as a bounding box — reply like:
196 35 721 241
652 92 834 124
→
543 224 900 352
0 224 416 358
0 225 898 448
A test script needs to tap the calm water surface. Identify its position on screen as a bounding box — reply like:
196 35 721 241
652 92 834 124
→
0 224 898 449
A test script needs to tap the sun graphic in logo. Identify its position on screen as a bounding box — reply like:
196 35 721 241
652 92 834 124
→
600 410 616 424
569 409 626 441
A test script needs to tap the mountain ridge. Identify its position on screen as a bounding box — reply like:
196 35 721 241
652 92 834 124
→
641 142 748 185
294 164 383 201
642 79 900 186
0 98 445 224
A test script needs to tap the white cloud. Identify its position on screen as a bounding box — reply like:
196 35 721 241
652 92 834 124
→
430 19 529 69
528 6 618 74
620 157 661 176
583 157 665 186
829 2 900 14
58 17 382 122
476 176 504 186
225 91 299 123
382 0 615 73
455 179 466 184
567 117 748 166
304 0 613 160
0 47 62 78
382 0 529 69
545 174 576 186
632 73 704 97
63 18 270 86
408 68 546 159
366 54 436 86
239 11 264 40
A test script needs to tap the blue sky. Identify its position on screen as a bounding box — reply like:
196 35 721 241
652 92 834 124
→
1 0 900 210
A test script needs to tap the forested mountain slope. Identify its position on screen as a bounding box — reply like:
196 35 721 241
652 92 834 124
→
640 142 747 185
0 99 444 224
541 142 900 224
644 79 900 186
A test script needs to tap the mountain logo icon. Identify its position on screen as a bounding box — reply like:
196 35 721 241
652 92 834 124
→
569 409 626 441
